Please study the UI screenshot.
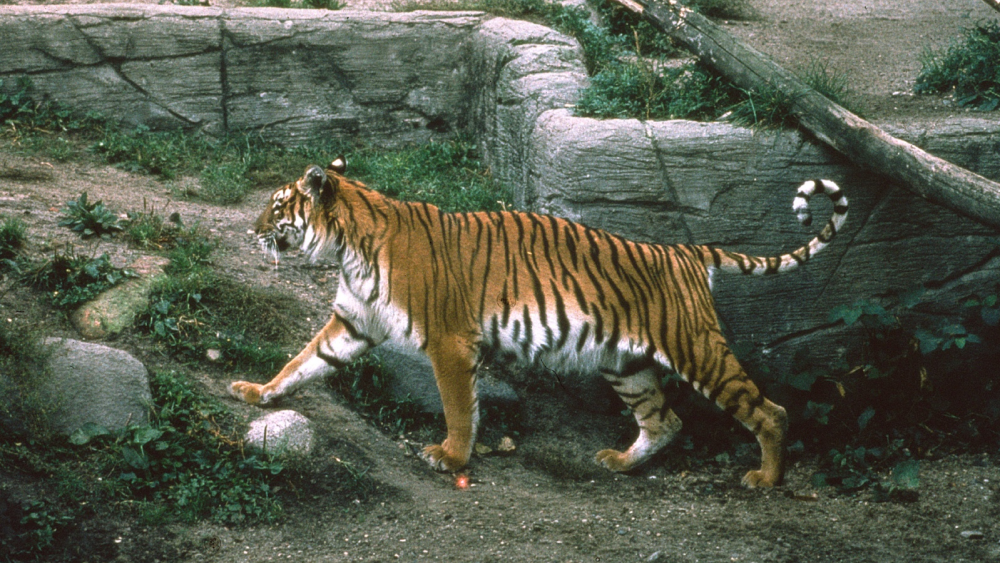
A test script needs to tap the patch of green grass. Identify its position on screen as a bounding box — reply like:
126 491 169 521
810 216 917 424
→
726 83 798 128
137 230 305 376
0 214 27 268
0 369 292 558
347 140 509 212
800 60 854 109
199 159 254 204
122 202 185 251
0 319 53 443
686 0 757 21
916 21 1000 111
93 126 212 179
398 0 765 124
248 138 510 213
576 60 742 121
25 251 136 310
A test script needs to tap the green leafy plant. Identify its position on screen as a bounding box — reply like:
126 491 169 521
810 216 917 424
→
71 371 287 525
812 441 919 501
769 281 1000 496
26 251 135 310
57 192 123 239
915 21 1000 111
0 498 80 558
136 231 304 376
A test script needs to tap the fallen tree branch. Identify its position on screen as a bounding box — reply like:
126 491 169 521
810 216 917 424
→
983 0 1000 15
612 0 1000 230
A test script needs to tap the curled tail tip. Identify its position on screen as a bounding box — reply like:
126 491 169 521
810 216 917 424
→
793 179 848 227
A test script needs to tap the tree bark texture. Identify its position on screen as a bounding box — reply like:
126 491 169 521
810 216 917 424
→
612 0 1000 230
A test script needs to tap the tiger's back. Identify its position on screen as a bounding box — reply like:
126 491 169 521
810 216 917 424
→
233 161 848 487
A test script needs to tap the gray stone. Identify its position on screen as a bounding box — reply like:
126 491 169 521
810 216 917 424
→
0 7 488 141
0 6 225 132
223 10 484 145
37 338 151 434
245 409 314 456
466 18 588 198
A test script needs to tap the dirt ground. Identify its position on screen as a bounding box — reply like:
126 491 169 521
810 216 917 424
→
2 0 1000 562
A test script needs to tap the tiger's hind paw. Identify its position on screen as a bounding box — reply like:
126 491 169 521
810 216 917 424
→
230 381 264 405
595 449 635 472
420 444 468 473
741 469 781 488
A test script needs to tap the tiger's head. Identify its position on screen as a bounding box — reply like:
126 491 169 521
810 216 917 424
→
253 157 347 263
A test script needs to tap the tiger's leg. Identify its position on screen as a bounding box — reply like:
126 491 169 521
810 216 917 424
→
420 337 480 473
698 343 787 488
596 367 682 472
230 311 376 405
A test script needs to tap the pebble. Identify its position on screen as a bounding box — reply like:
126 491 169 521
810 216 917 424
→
961 530 984 540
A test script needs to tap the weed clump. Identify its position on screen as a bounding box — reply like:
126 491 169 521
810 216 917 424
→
576 60 741 121
25 251 135 310
916 21 1000 111
122 203 185 251
0 214 27 270
57 192 123 239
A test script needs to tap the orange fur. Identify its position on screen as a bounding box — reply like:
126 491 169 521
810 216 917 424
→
230 161 848 487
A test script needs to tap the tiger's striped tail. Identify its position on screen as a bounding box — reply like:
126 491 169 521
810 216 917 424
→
706 179 848 276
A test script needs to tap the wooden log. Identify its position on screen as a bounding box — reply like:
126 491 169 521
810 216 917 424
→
611 0 1000 230
983 0 1000 15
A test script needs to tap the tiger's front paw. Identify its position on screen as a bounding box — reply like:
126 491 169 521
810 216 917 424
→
420 444 468 473
596 449 634 472
230 381 265 405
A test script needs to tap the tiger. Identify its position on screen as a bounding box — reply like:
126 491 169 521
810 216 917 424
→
230 157 848 487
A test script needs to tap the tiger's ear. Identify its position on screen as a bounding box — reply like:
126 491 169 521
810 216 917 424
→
327 156 347 176
303 165 335 202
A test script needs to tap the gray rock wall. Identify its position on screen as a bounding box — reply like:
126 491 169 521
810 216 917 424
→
0 6 487 145
522 111 1000 374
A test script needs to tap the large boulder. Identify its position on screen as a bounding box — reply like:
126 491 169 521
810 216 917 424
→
374 341 519 414
37 338 151 435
